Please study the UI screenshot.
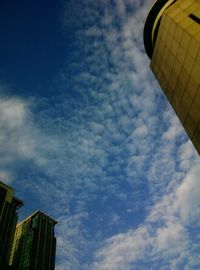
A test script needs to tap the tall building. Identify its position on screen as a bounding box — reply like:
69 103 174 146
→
0 181 23 269
9 210 57 270
144 0 200 154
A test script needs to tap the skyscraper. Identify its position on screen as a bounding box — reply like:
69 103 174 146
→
0 181 23 269
9 210 57 270
144 0 200 154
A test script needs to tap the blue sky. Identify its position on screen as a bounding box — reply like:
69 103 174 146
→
0 0 200 269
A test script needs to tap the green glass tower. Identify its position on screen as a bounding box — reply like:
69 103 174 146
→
0 181 23 269
9 210 57 270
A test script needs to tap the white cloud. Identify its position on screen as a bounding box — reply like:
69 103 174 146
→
0 98 26 128
162 111 184 140
57 0 200 268
176 162 200 225
0 0 199 269
0 170 13 184
93 156 200 270
0 96 60 184
178 140 197 171
133 124 148 137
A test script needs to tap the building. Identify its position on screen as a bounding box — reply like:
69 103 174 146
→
0 181 23 269
9 210 57 270
144 0 200 154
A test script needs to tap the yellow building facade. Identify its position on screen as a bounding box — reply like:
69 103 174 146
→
144 0 200 154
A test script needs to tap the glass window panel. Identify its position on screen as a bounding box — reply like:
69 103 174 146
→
174 12 187 23
194 7 200 17
168 6 182 18
172 59 182 76
194 90 200 110
186 3 200 13
183 54 195 73
175 77 186 97
176 46 187 62
194 30 200 43
181 91 193 110
187 76 199 98
179 0 194 10
187 22 200 36
180 17 193 29
189 102 200 125
175 26 184 42
181 30 191 49
192 62 200 83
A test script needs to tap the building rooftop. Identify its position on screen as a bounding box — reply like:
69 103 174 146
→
17 210 57 226
143 0 176 58
0 180 23 207
0 180 14 191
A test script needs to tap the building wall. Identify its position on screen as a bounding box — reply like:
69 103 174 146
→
10 211 57 270
150 0 200 154
0 182 22 266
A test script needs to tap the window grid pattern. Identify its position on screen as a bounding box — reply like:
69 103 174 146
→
9 212 57 270
151 0 200 154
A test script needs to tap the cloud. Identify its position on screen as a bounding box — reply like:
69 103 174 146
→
133 124 148 137
0 96 60 183
93 160 200 270
57 0 200 268
1 0 199 269
162 111 184 140
0 170 13 184
176 163 200 225
0 98 26 128
0 97 30 183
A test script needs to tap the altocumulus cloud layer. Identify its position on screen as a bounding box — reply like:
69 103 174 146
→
0 0 200 269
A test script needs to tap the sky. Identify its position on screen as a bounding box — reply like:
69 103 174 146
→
0 0 200 269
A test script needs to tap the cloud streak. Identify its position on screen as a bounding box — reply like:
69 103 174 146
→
93 159 200 270
0 0 199 269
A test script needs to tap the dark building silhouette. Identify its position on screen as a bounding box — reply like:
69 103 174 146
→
144 0 200 154
0 181 23 269
9 210 57 270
